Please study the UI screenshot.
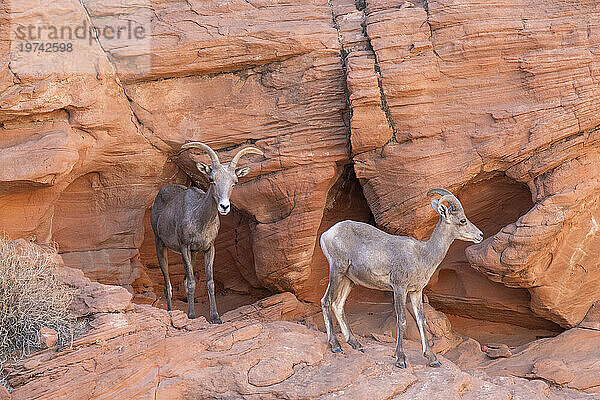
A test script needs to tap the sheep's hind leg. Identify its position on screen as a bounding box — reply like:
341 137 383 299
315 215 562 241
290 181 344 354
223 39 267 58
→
393 285 408 368
409 291 440 367
322 273 343 353
332 277 362 352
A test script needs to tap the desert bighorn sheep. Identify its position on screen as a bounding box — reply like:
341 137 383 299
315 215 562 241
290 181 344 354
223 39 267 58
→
320 188 483 368
150 142 263 323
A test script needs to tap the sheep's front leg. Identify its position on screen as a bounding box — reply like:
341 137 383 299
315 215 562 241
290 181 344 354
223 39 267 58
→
409 291 441 367
204 244 222 324
155 237 172 311
393 285 408 368
181 246 196 319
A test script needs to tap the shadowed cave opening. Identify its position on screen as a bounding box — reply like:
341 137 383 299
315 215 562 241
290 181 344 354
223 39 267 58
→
137 164 374 323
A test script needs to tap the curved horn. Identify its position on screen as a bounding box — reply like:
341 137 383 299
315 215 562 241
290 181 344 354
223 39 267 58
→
427 188 453 198
427 188 463 212
180 142 220 167
437 194 463 213
229 146 264 169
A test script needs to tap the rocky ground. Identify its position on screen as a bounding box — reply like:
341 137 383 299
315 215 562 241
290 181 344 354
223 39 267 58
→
3 266 600 399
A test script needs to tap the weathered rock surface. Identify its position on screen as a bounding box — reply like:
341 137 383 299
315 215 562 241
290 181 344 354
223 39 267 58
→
345 0 600 328
2 260 596 399
482 343 513 359
37 327 58 349
0 386 9 400
57 266 133 317
484 327 600 394
579 300 600 331
6 291 586 400
1 0 349 304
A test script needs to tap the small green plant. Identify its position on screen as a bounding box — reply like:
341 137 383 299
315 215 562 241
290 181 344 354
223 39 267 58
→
0 237 75 365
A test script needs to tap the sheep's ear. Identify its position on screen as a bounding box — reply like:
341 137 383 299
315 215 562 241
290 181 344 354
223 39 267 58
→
235 166 250 178
438 202 449 218
431 198 449 217
196 162 212 176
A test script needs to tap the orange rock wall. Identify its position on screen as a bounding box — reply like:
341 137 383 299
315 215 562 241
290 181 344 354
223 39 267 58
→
1 0 599 328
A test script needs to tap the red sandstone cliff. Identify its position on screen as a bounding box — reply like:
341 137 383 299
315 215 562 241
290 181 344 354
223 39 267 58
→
1 0 599 350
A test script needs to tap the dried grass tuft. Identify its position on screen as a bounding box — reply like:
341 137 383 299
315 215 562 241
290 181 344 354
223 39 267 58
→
0 237 76 365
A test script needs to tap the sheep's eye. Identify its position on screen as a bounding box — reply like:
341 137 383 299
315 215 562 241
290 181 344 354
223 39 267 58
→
460 219 467 225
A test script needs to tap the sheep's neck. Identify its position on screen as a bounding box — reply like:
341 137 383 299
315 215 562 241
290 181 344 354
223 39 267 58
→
194 184 219 223
422 219 454 273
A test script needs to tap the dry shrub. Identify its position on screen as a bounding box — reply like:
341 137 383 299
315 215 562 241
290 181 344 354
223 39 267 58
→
0 237 76 364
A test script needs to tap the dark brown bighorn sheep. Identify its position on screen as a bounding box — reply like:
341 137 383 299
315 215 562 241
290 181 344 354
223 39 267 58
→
150 142 263 323
319 188 483 368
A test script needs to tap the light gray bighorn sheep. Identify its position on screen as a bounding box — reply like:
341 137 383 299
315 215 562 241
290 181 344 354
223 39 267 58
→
319 188 483 368
150 142 263 323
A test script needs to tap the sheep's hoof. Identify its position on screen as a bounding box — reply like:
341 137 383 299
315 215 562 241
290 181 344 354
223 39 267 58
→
395 360 407 369
331 344 343 353
428 360 442 368
210 317 223 324
349 340 363 352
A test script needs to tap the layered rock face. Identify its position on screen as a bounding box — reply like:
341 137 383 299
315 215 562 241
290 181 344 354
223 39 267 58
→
343 0 600 328
1 0 600 331
7 276 599 399
1 0 349 304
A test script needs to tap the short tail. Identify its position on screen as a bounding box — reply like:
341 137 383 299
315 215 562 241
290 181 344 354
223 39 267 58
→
319 230 334 271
